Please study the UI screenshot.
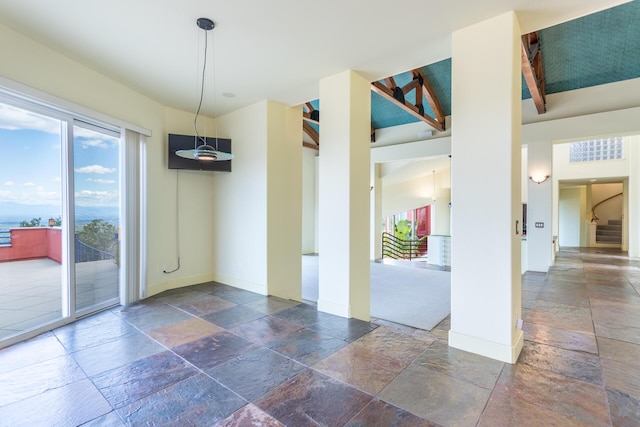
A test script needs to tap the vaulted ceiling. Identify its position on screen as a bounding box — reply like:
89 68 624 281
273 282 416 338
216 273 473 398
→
0 0 636 149
303 1 640 149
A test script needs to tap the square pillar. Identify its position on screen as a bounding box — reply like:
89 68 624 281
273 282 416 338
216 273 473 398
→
449 12 523 363
370 163 382 260
527 141 553 272
266 101 303 301
318 70 371 320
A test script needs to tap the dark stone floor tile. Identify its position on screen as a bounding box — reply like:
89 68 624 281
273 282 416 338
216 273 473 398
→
210 285 266 304
308 315 378 342
352 325 433 365
214 404 285 427
174 294 236 317
266 327 348 365
208 347 305 401
202 305 266 329
115 303 194 332
117 374 246 426
315 342 407 395
607 388 640 427
0 379 111 427
345 398 441 427
379 363 491 426
413 340 505 390
523 321 598 353
517 340 602 385
0 354 86 406
91 350 197 408
54 311 139 352
255 369 372 427
526 300 594 334
71 332 165 377
81 411 125 426
493 363 610 426
272 303 334 327
173 331 256 370
243 297 300 314
0 332 67 374
230 315 303 345
148 317 223 348
147 288 210 306
478 390 591 427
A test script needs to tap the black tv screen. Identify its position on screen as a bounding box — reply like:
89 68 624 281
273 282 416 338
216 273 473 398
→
168 133 232 172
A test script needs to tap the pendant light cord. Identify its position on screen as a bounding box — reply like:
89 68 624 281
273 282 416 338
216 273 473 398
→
193 28 209 147
163 170 181 274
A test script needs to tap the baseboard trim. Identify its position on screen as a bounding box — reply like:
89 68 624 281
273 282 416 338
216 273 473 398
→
449 328 524 363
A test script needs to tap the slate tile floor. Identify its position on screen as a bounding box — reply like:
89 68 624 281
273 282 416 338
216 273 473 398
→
1 248 640 426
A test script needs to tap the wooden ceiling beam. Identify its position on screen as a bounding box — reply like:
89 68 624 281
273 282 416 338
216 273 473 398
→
303 141 319 151
303 121 319 146
371 79 444 131
521 31 546 114
411 69 446 126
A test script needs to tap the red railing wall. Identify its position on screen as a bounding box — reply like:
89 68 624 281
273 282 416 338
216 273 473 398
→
0 228 62 263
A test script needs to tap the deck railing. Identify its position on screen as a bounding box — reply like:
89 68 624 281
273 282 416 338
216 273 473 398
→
382 232 428 260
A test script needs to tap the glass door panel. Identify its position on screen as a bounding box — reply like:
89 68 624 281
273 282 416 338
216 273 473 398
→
73 123 120 314
0 102 64 341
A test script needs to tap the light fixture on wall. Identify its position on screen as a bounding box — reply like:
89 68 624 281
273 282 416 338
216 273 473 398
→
529 174 550 184
176 17 233 162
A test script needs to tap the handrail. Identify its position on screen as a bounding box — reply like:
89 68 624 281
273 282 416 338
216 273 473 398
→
591 192 622 222
75 234 115 263
0 229 10 246
382 231 428 260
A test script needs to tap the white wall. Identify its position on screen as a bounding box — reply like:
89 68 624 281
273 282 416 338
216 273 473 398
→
302 147 318 253
559 187 585 247
591 183 623 224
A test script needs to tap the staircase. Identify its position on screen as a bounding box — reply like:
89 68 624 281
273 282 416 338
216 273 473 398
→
596 219 622 244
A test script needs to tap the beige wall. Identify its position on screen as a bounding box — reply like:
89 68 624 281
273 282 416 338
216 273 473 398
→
0 21 217 296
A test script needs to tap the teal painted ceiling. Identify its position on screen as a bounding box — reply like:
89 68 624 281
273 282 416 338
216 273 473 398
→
309 1 640 131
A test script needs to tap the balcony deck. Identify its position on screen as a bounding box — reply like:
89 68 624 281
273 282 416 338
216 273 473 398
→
0 258 119 341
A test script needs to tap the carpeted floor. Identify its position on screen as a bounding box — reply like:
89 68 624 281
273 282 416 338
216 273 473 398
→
302 255 451 330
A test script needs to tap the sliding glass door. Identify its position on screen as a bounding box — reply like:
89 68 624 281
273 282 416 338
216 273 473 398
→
73 122 121 314
0 101 65 342
0 96 124 346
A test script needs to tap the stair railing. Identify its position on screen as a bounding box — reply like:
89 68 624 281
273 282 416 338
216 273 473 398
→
382 232 428 260
591 192 622 222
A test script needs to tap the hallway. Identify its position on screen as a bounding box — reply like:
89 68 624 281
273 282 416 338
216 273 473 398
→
0 248 638 425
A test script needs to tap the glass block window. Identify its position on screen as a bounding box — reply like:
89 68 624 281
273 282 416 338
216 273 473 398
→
569 137 623 162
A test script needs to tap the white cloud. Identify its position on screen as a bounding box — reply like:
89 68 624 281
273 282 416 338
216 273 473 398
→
87 178 116 184
22 182 35 187
80 139 112 149
0 103 61 134
3 181 14 186
75 165 116 174
0 189 60 205
74 189 118 207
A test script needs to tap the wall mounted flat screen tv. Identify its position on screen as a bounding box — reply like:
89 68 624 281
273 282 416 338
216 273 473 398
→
168 133 232 172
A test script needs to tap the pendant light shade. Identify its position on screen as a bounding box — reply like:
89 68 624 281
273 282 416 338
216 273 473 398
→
176 17 233 162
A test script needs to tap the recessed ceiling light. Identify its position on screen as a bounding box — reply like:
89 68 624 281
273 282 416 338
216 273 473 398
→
222 92 236 98
590 179 597 182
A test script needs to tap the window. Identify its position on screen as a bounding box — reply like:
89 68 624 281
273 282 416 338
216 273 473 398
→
569 137 623 162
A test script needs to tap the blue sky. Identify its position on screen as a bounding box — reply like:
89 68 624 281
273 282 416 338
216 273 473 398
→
0 102 119 212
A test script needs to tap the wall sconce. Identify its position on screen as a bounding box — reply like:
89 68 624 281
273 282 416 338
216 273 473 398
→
529 174 550 184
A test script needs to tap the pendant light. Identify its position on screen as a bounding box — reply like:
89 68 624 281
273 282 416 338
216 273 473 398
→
176 17 233 162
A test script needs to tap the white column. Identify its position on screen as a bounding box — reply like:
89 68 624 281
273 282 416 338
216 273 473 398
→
527 140 553 272
370 163 382 260
628 136 640 257
449 12 523 363
266 101 303 301
318 70 371 320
